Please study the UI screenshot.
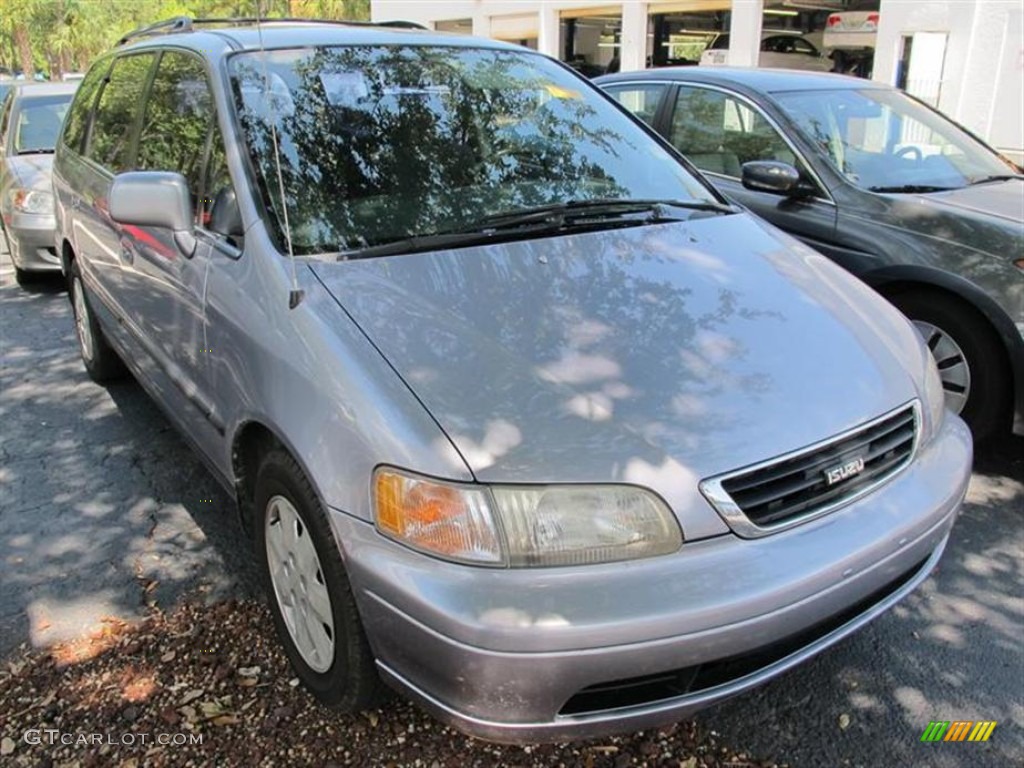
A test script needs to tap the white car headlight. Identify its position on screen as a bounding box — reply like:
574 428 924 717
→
8 188 54 215
373 469 682 567
922 350 946 437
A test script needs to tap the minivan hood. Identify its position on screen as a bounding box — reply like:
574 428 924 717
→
311 215 923 536
6 153 53 190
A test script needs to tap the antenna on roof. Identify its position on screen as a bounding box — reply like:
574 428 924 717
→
254 1 303 309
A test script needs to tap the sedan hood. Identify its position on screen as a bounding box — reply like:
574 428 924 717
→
311 215 924 537
913 179 1024 224
6 153 53 190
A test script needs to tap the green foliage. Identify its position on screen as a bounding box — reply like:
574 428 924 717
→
0 0 371 78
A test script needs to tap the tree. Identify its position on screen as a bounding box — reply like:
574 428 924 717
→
0 0 371 79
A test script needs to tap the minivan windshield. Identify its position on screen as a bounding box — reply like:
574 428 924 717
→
774 88 1018 192
229 45 716 255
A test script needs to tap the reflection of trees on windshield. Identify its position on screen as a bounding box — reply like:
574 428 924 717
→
231 46 697 254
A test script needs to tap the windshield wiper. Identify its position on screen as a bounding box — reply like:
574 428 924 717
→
868 184 958 194
464 198 733 232
338 198 734 260
967 174 1023 186
15 147 55 155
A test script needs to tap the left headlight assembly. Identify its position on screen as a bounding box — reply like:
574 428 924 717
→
8 188 54 215
373 468 683 568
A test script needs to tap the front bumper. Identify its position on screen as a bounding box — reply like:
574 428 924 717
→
331 414 971 743
2 211 59 271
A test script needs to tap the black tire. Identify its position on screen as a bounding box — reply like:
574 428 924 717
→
890 290 1010 443
68 260 125 383
14 265 40 287
254 448 384 711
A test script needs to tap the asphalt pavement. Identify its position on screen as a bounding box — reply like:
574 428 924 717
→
1 250 1021 767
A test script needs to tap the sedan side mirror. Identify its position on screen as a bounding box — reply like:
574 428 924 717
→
741 161 805 197
109 171 196 257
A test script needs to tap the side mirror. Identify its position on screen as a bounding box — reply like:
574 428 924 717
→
109 171 196 256
741 161 803 196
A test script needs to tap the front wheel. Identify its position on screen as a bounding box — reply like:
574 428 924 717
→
254 448 384 710
892 291 1010 443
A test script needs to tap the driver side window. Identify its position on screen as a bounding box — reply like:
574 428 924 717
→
668 85 798 178
137 51 235 230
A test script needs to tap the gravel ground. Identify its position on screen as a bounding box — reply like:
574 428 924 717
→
0 598 778 768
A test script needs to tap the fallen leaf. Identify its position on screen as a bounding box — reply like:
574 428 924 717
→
181 689 204 704
367 711 379 727
160 650 176 662
237 666 260 677
839 713 851 730
179 705 198 724
680 758 697 768
288 677 299 687
238 677 259 687
0 737 14 756
212 714 240 726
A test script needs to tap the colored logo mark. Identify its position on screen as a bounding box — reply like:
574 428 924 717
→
920 721 997 742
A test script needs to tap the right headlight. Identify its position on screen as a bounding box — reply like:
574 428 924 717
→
373 468 682 568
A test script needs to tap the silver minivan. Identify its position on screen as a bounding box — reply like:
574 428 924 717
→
53 18 972 743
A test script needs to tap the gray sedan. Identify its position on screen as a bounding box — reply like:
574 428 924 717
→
53 20 971 743
0 82 78 285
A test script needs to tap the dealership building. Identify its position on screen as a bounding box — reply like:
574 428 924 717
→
371 0 1024 163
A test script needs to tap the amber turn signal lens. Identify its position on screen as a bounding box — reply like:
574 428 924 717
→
373 470 503 564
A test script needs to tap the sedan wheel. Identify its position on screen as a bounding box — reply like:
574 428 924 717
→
265 495 336 673
913 320 970 415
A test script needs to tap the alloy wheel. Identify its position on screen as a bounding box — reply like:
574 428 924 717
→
913 319 971 415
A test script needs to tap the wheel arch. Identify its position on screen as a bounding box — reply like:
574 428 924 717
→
229 417 330 538
863 264 1023 432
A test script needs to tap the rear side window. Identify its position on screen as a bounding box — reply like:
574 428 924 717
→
604 84 667 127
86 53 155 172
61 62 108 153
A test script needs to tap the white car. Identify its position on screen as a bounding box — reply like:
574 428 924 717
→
824 11 880 49
700 33 833 72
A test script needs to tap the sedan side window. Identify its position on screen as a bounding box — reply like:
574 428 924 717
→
604 84 668 127
668 85 798 178
138 51 234 228
0 94 12 149
86 53 155 173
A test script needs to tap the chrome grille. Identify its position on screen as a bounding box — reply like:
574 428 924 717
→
701 402 919 537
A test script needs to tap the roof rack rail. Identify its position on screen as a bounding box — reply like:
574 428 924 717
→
117 16 427 45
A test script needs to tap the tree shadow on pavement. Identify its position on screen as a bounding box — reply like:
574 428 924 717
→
0 275 258 659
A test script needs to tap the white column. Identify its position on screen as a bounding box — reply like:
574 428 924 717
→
729 0 764 67
620 1 649 72
537 5 561 59
472 11 491 39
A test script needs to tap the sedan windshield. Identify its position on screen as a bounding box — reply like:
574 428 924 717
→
228 46 715 255
774 88 1017 192
14 94 72 154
